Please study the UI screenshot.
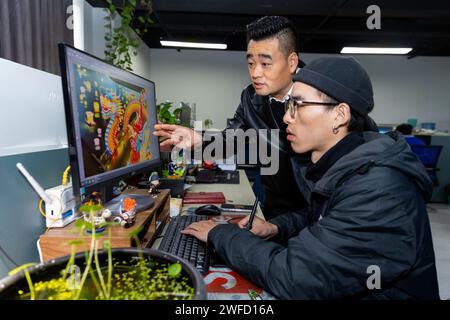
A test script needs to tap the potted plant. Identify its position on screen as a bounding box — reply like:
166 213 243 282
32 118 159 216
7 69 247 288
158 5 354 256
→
204 119 213 129
0 223 206 300
157 101 182 125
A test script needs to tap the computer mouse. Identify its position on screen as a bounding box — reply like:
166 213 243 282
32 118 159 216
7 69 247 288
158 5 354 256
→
194 204 222 216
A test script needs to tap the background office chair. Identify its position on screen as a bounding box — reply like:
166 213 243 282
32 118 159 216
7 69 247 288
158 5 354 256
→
410 145 443 186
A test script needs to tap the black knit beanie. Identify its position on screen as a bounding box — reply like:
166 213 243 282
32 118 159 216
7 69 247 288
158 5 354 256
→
293 57 374 116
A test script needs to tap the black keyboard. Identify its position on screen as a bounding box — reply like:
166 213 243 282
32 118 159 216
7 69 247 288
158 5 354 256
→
158 215 211 273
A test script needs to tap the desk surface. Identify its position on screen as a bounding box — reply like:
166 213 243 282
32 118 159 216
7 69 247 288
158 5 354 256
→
155 170 274 300
183 170 265 219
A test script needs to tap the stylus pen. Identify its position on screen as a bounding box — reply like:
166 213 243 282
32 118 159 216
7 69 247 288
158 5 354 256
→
244 197 259 230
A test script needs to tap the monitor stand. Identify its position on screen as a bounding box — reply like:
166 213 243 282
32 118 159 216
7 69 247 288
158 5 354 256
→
104 193 155 214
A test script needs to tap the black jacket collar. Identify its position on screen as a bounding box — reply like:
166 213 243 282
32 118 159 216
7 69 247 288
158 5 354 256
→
306 132 365 183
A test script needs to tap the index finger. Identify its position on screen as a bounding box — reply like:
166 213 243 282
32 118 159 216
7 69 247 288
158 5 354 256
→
154 123 179 131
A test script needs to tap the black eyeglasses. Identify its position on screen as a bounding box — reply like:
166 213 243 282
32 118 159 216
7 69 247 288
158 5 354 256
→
285 96 338 118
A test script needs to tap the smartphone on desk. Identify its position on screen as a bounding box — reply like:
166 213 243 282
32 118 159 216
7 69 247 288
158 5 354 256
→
220 203 254 213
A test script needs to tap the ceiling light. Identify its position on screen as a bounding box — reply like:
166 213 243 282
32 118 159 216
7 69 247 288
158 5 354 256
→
341 47 413 55
160 40 227 50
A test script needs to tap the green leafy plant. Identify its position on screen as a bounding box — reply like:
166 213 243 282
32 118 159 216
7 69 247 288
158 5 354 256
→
104 0 154 71
204 119 213 129
156 102 182 124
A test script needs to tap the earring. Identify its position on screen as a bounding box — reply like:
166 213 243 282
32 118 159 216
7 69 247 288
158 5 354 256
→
332 127 339 134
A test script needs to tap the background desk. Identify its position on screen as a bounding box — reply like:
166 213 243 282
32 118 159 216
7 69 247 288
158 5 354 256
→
155 170 274 300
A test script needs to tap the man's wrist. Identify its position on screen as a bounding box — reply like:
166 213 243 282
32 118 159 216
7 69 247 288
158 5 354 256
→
267 222 279 238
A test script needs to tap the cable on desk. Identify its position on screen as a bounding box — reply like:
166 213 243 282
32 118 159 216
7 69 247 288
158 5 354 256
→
38 199 46 218
0 245 19 267
62 165 71 186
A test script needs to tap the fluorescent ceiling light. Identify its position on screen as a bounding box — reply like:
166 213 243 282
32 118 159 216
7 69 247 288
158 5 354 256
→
341 47 413 55
160 40 227 50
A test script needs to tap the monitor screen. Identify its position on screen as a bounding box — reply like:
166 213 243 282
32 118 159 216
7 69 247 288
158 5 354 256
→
59 44 160 197
378 126 393 134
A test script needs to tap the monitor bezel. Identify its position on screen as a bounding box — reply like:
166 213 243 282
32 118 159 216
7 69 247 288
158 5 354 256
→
59 43 161 197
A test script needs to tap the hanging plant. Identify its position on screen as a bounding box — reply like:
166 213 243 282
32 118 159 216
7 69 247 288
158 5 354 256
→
104 0 154 71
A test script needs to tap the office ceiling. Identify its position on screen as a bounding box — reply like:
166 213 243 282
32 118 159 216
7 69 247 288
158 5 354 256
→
86 0 450 57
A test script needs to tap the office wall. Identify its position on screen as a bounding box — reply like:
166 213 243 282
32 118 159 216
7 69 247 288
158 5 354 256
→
0 149 69 278
148 49 249 128
0 58 68 157
148 49 450 131
345 54 450 131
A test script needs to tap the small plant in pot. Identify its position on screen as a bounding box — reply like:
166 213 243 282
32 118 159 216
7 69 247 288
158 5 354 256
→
0 223 206 300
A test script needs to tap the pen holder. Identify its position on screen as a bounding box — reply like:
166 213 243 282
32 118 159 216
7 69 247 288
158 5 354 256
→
160 169 186 198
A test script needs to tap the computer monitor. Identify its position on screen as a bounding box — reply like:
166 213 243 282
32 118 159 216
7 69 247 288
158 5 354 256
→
59 44 161 210
378 124 396 134
378 127 392 134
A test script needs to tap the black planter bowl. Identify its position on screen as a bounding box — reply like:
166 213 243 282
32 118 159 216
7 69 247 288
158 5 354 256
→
0 248 206 300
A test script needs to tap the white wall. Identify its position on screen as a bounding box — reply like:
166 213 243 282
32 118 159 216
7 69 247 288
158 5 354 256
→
333 54 450 131
148 49 249 129
73 0 85 50
147 49 450 131
0 58 67 157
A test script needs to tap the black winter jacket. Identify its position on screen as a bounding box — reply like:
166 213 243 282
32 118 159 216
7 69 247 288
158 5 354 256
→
208 132 440 299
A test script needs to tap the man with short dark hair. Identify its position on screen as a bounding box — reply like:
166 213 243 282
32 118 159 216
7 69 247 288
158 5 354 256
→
396 123 425 145
154 16 306 219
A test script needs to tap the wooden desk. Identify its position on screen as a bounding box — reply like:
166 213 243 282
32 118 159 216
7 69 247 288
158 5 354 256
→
40 189 170 261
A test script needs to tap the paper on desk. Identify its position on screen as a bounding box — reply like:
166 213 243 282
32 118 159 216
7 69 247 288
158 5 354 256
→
170 198 183 218
218 163 237 171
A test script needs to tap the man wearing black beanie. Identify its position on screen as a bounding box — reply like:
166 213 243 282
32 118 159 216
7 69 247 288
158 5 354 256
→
184 57 440 300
